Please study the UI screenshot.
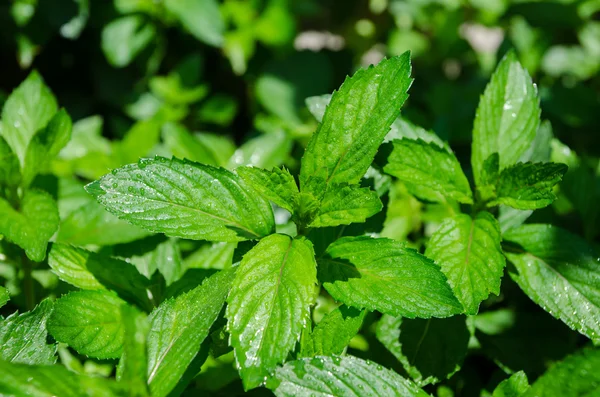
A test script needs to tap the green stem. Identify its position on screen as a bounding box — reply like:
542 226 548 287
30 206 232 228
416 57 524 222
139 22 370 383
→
21 253 35 311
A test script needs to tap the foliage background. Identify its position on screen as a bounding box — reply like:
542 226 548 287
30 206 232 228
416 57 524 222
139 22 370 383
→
0 0 599 395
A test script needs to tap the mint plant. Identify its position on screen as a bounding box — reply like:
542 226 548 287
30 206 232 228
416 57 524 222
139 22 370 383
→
1 49 599 397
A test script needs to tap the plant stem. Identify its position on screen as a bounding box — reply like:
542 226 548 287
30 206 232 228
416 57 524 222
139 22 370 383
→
21 253 35 311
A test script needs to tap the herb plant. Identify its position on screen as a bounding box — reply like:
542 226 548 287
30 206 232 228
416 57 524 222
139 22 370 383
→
1 43 599 397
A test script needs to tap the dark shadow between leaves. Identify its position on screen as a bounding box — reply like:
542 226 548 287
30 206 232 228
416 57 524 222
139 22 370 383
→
317 255 362 284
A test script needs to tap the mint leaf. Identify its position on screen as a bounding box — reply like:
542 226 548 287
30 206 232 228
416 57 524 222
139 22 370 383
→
58 200 152 246
22 108 72 187
471 51 540 185
319 236 462 318
226 234 318 390
48 290 126 359
0 361 126 397
48 244 152 310
526 347 600 396
147 268 234 397
300 54 412 193
162 122 220 166
228 129 291 170
101 15 156 67
305 94 331 122
117 305 150 396
0 136 20 187
0 189 59 261
300 305 365 358
164 0 224 47
266 355 428 397
236 166 298 213
477 152 500 203
0 299 56 365
491 162 568 210
309 185 382 227
376 314 469 386
184 241 236 270
425 211 505 315
0 286 8 308
388 118 446 147
151 238 185 286
86 156 275 242
384 139 473 204
0 71 58 166
504 224 600 342
493 371 529 397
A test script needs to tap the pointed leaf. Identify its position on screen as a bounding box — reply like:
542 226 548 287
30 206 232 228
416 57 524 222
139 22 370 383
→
0 136 20 186
22 109 72 187
101 15 156 67
162 122 219 166
300 305 365 358
226 234 318 390
384 139 472 204
236 166 298 213
86 156 275 242
493 371 529 397
0 361 127 397
117 305 150 396
300 54 412 192
0 286 8 308
0 189 59 261
319 236 463 318
309 185 382 227
471 52 540 185
526 347 600 397
0 299 56 365
425 212 505 315
48 244 152 310
164 0 224 47
0 71 58 165
147 268 235 397
376 314 469 386
266 355 428 397
48 290 126 359
491 162 568 210
58 200 151 246
504 224 600 342
229 130 291 170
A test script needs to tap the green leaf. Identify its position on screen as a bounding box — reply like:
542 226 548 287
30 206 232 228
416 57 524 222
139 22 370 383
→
319 236 462 318
236 166 298 213
152 238 185 286
48 244 152 310
300 305 365 358
493 371 529 397
471 51 540 186
0 189 59 262
117 305 150 396
375 314 469 386
300 54 412 193
22 109 72 187
305 94 331 122
477 152 500 203
115 120 162 165
519 119 553 163
0 299 56 365
0 136 20 187
147 268 235 397
226 234 318 390
86 156 275 242
309 185 382 227
384 139 472 204
48 290 126 359
0 286 8 308
526 347 600 397
101 15 156 68
164 0 224 47
162 122 219 166
425 212 505 315
266 355 428 397
388 117 446 148
498 205 533 233
490 162 568 210
57 115 110 160
228 130 291 169
504 224 600 342
58 200 152 246
184 241 236 270
0 71 58 166
0 361 127 397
